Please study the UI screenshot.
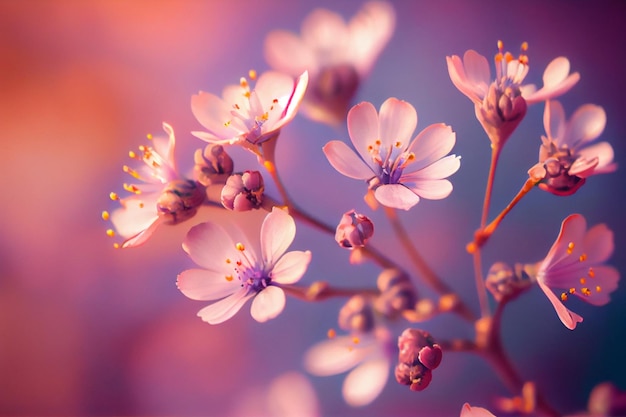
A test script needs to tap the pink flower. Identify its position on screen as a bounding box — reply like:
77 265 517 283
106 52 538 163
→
107 123 205 248
177 207 312 324
446 42 579 148
264 1 395 125
191 70 308 153
528 100 617 196
323 98 460 210
460 403 496 417
530 214 619 330
304 328 393 407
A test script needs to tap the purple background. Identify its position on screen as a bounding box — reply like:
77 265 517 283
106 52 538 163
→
1 1 625 416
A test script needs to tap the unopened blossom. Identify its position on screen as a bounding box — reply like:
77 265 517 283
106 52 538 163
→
177 207 311 324
374 269 417 319
526 214 619 330
191 70 308 154
304 327 394 407
323 98 461 210
528 100 616 196
447 41 579 148
338 295 375 333
221 171 265 211
485 262 531 302
264 1 395 125
335 210 374 249
193 144 234 186
107 123 205 248
460 403 496 417
394 328 442 392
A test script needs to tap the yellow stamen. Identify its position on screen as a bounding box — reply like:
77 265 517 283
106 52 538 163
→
236 243 245 251
106 229 115 237
567 242 575 254
582 287 591 296
240 77 248 88
596 286 602 292
109 192 119 201
101 211 110 221
248 69 257 80
224 120 231 127
521 41 529 51
352 337 360 344
588 268 595 278
123 165 141 179
139 203 144 208
327 328 336 339
225 259 231 264
128 150 137 159
580 278 586 285
569 288 576 294
579 253 587 262
244 91 251 98
146 133 153 140
123 183 141 194
394 141 402 147
560 293 568 301
225 275 234 282
113 243 120 249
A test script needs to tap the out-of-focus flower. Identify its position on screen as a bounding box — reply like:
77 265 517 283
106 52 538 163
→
177 207 311 324
106 123 205 248
494 382 536 414
323 98 460 210
394 328 442 392
335 210 374 249
221 171 265 211
304 327 394 407
264 1 395 125
191 70 308 155
528 100 616 196
525 214 619 330
193 144 234 186
460 403 497 417
374 269 417 319
587 382 626 417
447 41 579 148
338 295 375 334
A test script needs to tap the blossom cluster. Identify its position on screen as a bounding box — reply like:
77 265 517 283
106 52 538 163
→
104 2 620 416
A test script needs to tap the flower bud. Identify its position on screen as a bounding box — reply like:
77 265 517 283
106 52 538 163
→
529 147 587 196
375 269 417 319
477 83 527 148
337 295 375 333
221 171 264 211
335 210 374 249
193 144 234 186
156 179 205 224
394 362 432 392
485 262 532 302
397 328 442 370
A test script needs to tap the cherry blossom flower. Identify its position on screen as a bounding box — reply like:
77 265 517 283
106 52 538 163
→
177 207 312 324
106 123 205 248
323 98 460 210
304 327 394 407
528 100 617 196
447 41 579 148
527 214 619 330
460 403 496 417
264 1 395 125
191 70 308 155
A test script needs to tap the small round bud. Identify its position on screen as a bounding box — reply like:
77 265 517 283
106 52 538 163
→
397 328 442 370
221 171 264 211
394 362 432 392
193 144 234 186
335 210 374 249
486 262 531 302
156 179 205 224
337 295 374 333
375 269 417 319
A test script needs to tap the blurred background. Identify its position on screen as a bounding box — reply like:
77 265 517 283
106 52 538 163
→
1 0 625 416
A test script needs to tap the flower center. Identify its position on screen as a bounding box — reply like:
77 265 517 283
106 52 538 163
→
224 243 271 294
540 143 586 194
494 40 529 87
559 242 601 301
366 139 415 185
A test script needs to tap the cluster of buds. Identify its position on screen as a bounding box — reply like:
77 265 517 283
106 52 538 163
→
394 328 442 392
221 170 265 211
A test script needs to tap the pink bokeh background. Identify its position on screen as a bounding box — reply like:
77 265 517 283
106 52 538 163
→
1 1 625 416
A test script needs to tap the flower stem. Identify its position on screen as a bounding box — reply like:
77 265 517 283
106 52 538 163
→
383 206 475 322
481 145 501 228
281 281 379 302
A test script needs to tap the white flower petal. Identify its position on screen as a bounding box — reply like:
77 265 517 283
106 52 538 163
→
374 184 420 210
402 155 461 181
544 100 566 143
250 286 286 322
304 335 372 376
536 278 583 330
177 268 239 301
342 357 389 407
323 140 374 180
347 0 395 75
539 214 587 272
301 8 349 56
272 251 312 284
405 179 453 200
407 123 456 169
264 30 316 75
191 91 237 140
576 142 616 174
378 98 417 148
347 101 380 160
565 104 606 147
261 208 296 267
197 288 253 325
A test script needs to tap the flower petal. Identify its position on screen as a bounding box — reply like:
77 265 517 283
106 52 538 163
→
404 179 454 200
250 285 286 322
196 288 253 325
407 123 456 169
540 214 586 272
576 142 616 174
460 403 496 417
565 104 606 147
272 250 312 284
575 265 619 306
544 100 566 143
342 357 389 407
374 184 420 210
525 57 580 104
261 208 296 267
264 30 316 75
323 140 374 180
191 91 237 140
304 335 372 376
301 8 349 53
378 98 417 148
446 51 489 103
402 155 461 181
347 101 380 160
177 268 239 301
182 222 237 271
537 279 583 330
